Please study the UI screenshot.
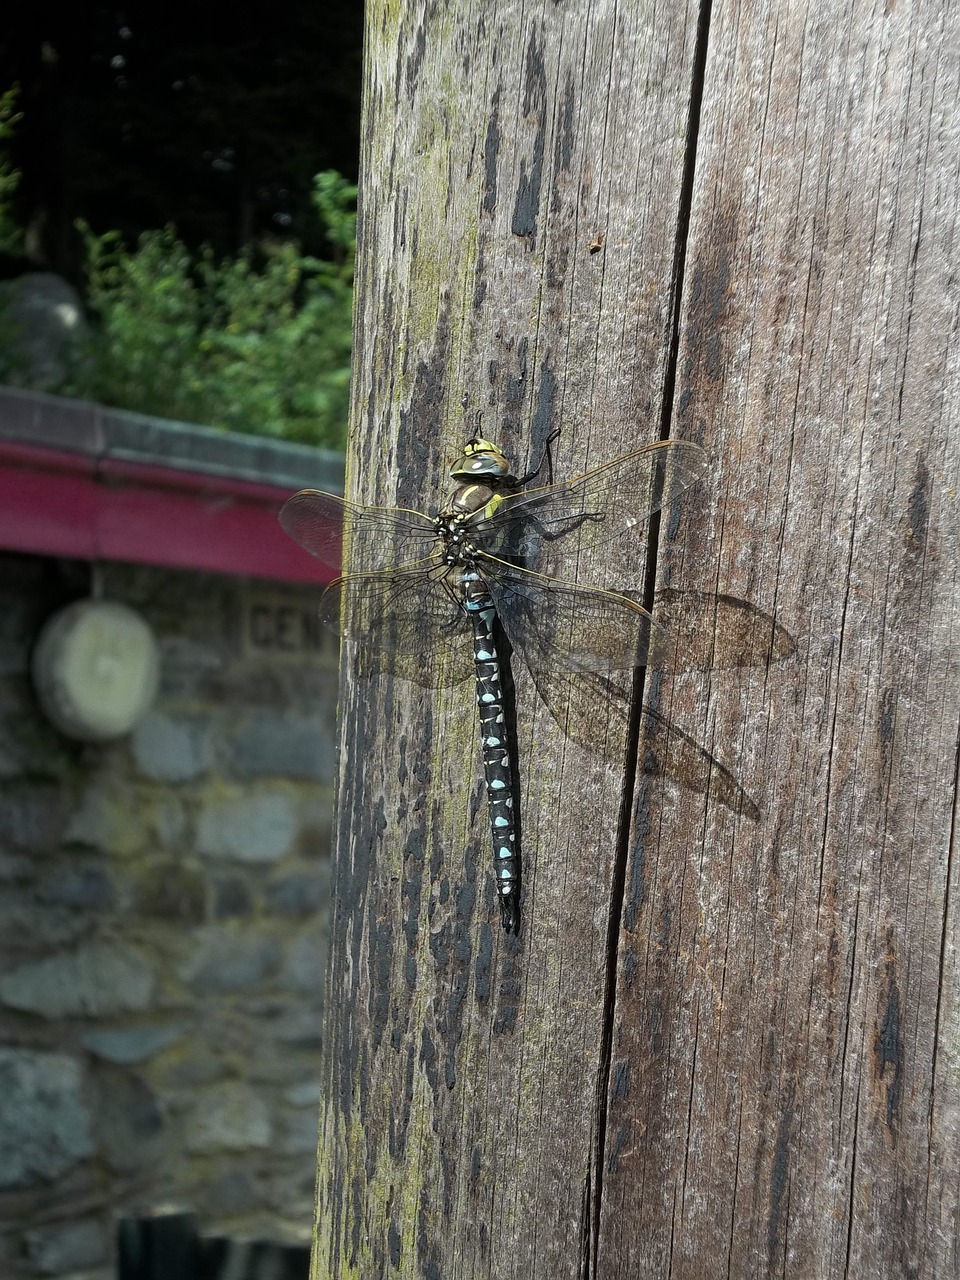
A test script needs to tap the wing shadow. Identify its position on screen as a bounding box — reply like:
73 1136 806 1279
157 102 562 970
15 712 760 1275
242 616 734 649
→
528 589 796 820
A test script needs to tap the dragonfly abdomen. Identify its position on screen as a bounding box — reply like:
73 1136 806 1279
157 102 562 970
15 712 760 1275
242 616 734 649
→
462 569 519 933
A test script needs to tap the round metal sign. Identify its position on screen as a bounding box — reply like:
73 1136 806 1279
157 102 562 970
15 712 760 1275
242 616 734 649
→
32 600 160 742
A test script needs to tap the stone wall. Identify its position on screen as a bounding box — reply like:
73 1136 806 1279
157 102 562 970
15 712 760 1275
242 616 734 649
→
0 551 337 1279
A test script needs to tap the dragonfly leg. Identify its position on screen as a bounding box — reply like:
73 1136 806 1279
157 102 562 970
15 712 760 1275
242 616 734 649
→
514 427 561 487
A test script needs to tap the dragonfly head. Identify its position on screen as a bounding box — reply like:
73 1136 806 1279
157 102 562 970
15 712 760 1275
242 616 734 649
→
450 436 514 482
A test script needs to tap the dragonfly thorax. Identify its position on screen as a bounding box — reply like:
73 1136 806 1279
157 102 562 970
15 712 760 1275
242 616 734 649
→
435 513 483 568
446 479 497 518
435 478 506 568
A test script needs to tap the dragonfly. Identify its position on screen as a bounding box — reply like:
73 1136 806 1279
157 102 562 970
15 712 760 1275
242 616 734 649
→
279 430 729 934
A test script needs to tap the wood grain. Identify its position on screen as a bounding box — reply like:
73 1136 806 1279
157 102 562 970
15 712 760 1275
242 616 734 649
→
314 0 960 1277
596 1 960 1276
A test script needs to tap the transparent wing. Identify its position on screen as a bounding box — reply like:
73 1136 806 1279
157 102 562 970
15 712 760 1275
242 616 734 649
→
280 489 438 575
527 667 760 819
481 558 673 675
474 439 708 576
325 560 474 687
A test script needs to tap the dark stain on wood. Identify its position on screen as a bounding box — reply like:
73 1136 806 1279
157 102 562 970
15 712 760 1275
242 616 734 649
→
387 1218 401 1268
623 782 651 932
684 212 735 396
473 921 493 1002
493 956 522 1035
529 359 557 459
417 1183 442 1280
454 879 477 958
875 956 904 1133
368 910 393 1049
905 455 930 557
612 1059 630 1100
766 1094 794 1270
621 945 639 990
606 1119 632 1175
879 685 897 747
405 22 427 96
421 1022 440 1102
554 72 576 174
497 334 530 434
397 305 452 501
482 90 500 214
511 30 547 238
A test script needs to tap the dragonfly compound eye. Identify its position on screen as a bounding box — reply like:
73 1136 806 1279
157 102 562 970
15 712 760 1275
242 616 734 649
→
450 437 511 481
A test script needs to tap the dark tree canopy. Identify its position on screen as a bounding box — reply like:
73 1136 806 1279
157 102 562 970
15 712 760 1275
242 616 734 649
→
1 2 363 278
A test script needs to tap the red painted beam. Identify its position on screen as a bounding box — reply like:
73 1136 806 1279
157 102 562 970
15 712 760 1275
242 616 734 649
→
0 439 337 585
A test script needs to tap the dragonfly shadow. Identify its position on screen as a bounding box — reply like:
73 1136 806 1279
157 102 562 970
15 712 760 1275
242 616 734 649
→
529 589 796 821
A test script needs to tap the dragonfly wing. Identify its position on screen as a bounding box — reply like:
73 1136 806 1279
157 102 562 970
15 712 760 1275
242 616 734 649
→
280 489 437 575
483 560 672 674
327 561 473 687
528 667 759 819
476 439 708 576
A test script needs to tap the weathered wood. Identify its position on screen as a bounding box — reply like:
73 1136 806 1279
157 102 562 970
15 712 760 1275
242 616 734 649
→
314 0 960 1277
596 2 960 1276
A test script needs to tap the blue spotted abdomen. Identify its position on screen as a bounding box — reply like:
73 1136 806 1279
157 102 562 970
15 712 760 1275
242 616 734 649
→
462 569 519 932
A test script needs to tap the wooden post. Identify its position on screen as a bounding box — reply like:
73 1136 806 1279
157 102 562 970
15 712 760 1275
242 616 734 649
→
314 1 960 1277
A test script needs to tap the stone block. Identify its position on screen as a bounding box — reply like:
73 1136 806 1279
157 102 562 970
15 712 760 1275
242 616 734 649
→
131 712 211 782
284 1080 321 1107
65 786 147 857
81 1024 185 1065
270 1009 324 1048
0 943 155 1017
156 636 224 699
0 1048 94 1188
162 1055 223 1088
37 863 116 910
279 1106 320 1155
0 685 77 780
280 929 328 995
150 794 187 847
0 784 69 852
186 1081 271 1152
294 794 333 859
213 874 253 919
226 713 333 782
264 868 331 916
196 787 298 863
0 900 92 949
24 1218 107 1274
181 931 281 994
0 851 34 882
205 1169 259 1216
134 861 206 923
92 1066 165 1173
0 273 88 388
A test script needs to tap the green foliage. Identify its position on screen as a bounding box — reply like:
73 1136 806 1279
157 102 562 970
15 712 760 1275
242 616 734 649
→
0 85 24 254
65 170 356 449
0 79 354 448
